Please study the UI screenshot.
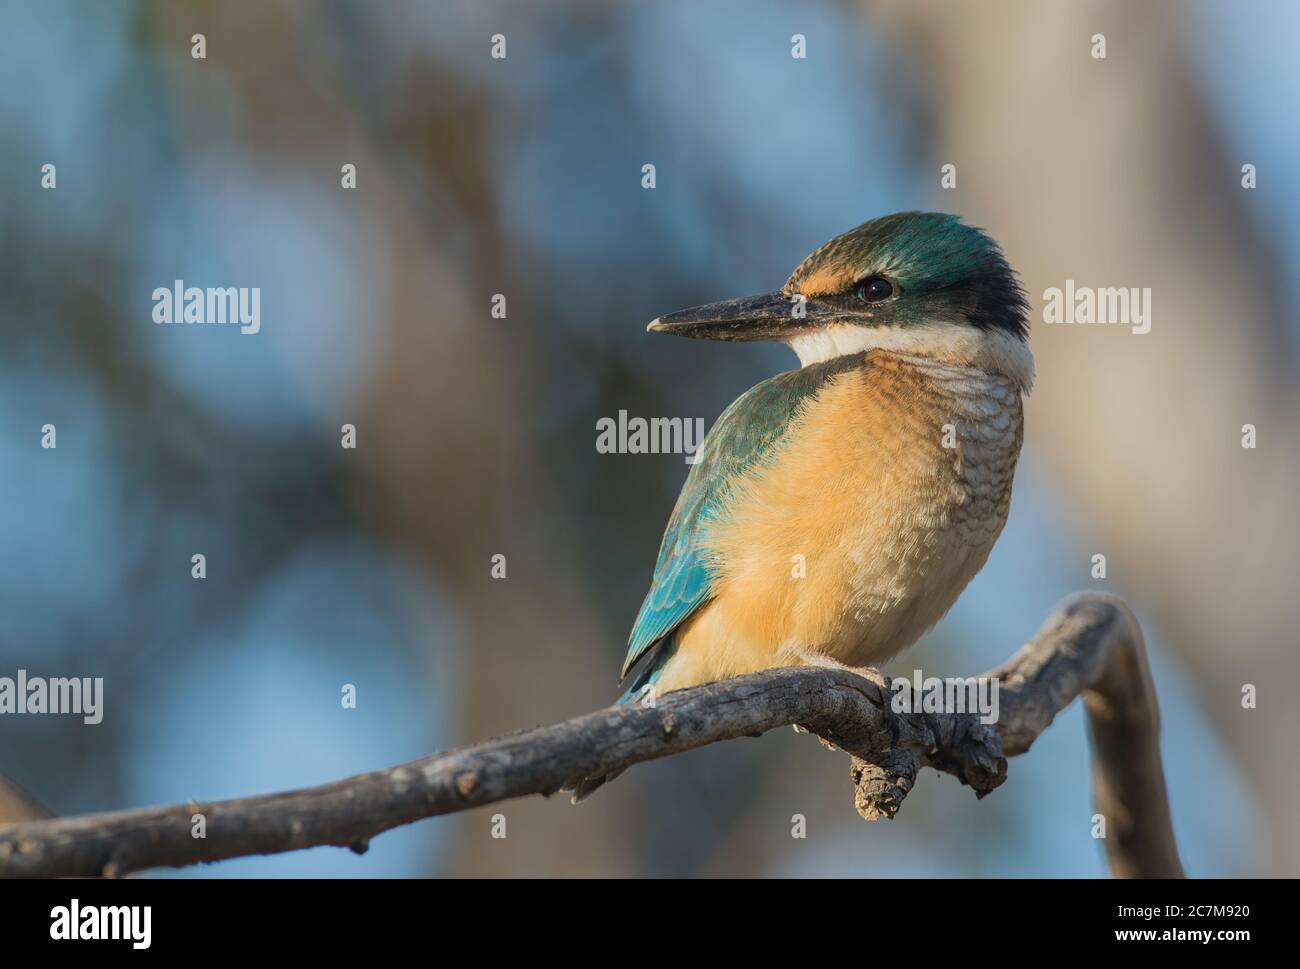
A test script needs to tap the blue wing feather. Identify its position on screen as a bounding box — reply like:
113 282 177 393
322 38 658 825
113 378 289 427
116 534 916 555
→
620 352 869 684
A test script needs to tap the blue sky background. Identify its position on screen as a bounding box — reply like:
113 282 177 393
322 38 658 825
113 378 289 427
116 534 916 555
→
0 0 1292 876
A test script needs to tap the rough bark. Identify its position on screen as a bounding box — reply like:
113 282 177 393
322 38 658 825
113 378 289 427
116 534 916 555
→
0 592 1181 878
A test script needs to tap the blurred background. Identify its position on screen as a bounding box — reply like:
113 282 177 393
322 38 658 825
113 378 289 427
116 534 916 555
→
1 0 1296 877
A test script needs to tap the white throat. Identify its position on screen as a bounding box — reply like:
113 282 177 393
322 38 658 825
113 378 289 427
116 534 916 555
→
786 322 1034 393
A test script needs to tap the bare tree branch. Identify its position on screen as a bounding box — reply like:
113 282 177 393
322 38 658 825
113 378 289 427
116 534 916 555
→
0 591 1181 878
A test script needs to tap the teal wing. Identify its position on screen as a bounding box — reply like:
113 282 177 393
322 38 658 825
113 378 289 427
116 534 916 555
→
620 352 868 683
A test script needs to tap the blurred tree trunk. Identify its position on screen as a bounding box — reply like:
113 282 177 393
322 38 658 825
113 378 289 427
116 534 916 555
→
865 0 1300 872
150 0 634 875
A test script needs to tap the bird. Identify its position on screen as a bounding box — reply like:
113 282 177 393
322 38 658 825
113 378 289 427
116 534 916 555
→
571 212 1031 800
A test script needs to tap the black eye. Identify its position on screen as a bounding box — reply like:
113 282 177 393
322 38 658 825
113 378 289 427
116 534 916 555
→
856 275 896 303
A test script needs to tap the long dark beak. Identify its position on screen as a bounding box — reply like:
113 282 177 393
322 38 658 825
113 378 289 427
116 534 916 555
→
647 291 843 342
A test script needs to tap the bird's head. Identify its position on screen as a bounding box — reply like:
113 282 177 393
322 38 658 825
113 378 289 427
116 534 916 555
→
648 212 1032 389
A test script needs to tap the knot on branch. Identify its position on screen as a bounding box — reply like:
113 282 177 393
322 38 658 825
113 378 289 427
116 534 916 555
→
922 714 1007 798
845 700 1007 819
850 750 917 820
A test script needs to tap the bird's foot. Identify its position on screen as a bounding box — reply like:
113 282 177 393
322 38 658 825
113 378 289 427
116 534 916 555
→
793 653 889 751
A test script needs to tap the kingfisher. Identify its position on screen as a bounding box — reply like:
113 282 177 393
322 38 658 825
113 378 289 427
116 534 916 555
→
572 212 1031 799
